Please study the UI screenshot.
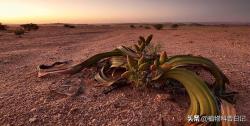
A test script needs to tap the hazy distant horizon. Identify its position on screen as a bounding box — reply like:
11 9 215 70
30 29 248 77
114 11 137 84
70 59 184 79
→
1 0 250 24
4 21 250 25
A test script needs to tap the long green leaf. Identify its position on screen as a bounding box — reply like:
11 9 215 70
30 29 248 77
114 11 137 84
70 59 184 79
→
117 46 138 58
95 65 111 83
163 68 220 125
165 55 229 96
110 56 126 68
38 50 123 77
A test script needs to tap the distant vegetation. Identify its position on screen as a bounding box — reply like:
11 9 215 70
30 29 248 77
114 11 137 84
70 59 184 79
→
152 24 164 30
14 28 25 37
101 25 109 27
144 26 151 29
20 23 39 31
171 24 179 29
0 23 7 31
130 24 136 28
189 23 205 26
64 24 76 28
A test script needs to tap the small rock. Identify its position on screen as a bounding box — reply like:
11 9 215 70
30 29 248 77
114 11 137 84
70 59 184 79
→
154 94 171 102
91 119 96 123
68 107 79 114
29 116 37 123
30 108 37 112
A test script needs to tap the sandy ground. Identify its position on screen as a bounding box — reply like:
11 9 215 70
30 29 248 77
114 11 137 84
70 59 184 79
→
0 24 250 126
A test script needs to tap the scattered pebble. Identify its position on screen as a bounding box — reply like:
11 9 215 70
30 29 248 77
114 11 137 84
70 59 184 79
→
154 94 171 102
29 116 37 123
30 108 37 112
68 107 79 114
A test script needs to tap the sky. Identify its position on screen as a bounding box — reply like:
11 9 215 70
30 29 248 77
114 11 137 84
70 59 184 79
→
0 0 250 24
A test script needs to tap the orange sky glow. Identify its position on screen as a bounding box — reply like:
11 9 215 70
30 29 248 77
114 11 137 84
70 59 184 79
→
0 0 249 24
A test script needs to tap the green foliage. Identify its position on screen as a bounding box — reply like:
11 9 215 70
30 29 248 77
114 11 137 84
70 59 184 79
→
143 43 161 57
14 28 25 37
38 34 237 126
153 24 164 30
92 35 235 125
20 23 39 31
64 24 76 28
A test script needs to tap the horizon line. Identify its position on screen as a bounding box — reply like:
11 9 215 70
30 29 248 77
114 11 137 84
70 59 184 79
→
3 21 250 25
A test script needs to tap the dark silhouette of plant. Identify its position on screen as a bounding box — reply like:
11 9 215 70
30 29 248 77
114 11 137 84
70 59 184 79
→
38 35 237 126
171 24 179 29
64 24 76 28
153 24 164 30
0 23 7 31
14 28 25 37
20 23 39 31
189 23 205 27
144 26 151 29
130 24 136 28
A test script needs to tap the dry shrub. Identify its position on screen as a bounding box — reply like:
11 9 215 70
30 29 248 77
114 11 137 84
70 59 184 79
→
153 24 164 30
0 23 7 31
64 24 76 28
20 23 39 31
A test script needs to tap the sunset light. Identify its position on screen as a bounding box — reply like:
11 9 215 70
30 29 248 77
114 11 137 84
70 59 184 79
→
1 0 250 24
1 0 250 126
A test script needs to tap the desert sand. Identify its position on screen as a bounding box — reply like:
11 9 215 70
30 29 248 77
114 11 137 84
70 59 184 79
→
0 24 250 125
